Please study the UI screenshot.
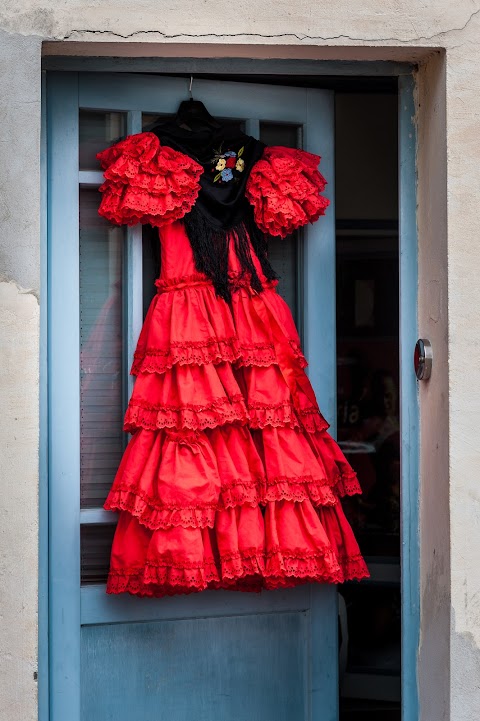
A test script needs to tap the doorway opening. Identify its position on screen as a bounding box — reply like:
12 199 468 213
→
68 70 402 721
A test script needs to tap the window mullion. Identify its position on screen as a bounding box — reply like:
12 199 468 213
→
245 118 260 139
80 508 118 525
123 111 143 403
78 170 104 186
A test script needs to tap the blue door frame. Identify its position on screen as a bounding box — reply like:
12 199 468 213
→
39 62 419 721
398 73 420 721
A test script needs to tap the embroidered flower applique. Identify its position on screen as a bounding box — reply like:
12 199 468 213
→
211 146 245 184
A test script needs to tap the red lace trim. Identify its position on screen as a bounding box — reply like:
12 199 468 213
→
218 551 265 580
104 488 217 530
246 146 330 238
106 573 160 597
124 395 248 432
106 550 368 597
264 550 369 587
131 340 307 375
334 471 362 497
219 475 337 509
236 341 307 369
246 402 300 430
107 560 219 597
143 559 219 590
131 338 242 375
123 398 327 432
97 132 203 228
104 475 339 531
262 478 337 506
296 408 330 434
107 552 265 596
264 547 340 583
336 554 370 583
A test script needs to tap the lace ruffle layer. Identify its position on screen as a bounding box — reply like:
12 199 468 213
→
246 146 330 238
104 426 355 531
97 132 203 227
124 360 327 433
106 501 369 597
131 278 307 375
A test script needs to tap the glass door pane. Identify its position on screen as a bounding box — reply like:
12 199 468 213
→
79 110 125 169
79 189 125 508
260 122 301 324
335 93 401 720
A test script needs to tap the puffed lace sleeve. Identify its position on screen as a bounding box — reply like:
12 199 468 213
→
96 132 203 227
245 146 330 238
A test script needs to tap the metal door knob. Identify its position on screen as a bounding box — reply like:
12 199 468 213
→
414 339 432 380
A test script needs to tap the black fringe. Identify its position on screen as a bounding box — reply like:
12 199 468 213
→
245 211 278 286
183 205 278 303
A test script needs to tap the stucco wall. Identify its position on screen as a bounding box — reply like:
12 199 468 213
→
444 36 480 721
1 2 480 720
0 30 42 721
0 0 478 46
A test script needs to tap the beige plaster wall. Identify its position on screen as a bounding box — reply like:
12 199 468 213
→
0 0 477 46
1 2 480 721
444 36 480 721
0 30 42 721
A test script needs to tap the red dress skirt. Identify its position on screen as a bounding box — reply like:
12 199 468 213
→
104 220 369 596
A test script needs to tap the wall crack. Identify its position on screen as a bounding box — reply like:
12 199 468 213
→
62 8 480 44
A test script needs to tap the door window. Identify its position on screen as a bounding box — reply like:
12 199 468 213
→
335 93 401 720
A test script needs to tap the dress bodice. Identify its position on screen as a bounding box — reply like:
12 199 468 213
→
158 221 266 285
96 129 329 299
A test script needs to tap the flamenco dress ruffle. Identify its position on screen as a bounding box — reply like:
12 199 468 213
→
97 133 369 597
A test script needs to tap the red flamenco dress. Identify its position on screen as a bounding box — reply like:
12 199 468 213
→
97 124 369 597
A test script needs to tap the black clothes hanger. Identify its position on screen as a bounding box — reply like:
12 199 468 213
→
173 76 221 132
174 99 221 132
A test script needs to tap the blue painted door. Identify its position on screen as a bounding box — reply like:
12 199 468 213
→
47 72 338 721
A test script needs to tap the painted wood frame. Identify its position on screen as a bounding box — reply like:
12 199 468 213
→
398 73 420 721
42 56 413 77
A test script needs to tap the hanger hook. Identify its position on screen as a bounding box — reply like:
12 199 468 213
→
189 75 194 100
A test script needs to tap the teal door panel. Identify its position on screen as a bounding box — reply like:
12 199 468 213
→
82 613 307 721
80 584 337 721
48 71 338 721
